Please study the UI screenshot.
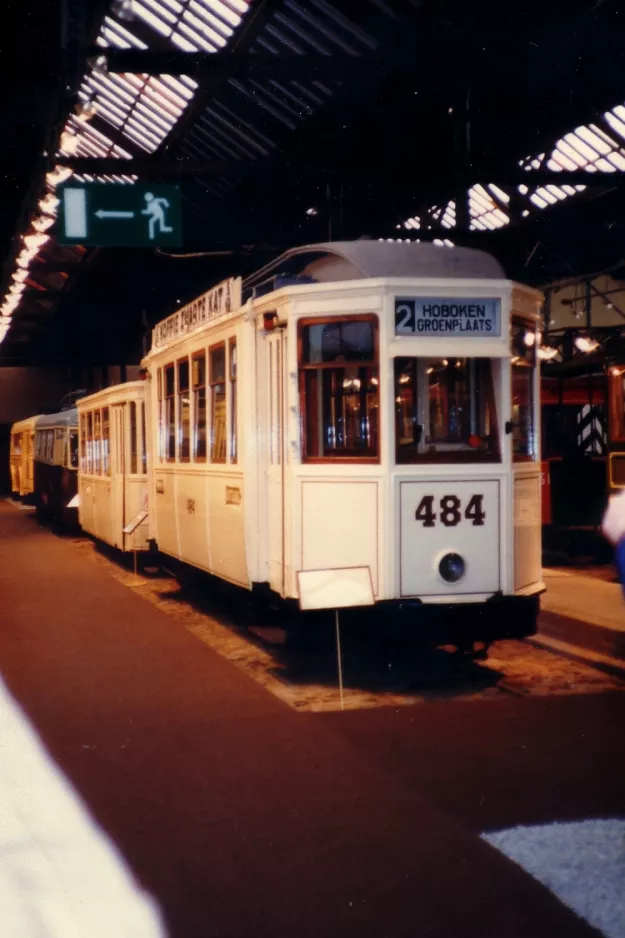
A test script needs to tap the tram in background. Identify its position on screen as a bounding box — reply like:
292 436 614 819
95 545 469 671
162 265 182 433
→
33 409 79 525
138 240 543 645
540 345 625 559
76 382 150 552
9 416 38 499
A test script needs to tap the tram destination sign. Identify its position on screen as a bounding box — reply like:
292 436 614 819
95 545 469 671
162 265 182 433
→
152 277 242 349
395 297 501 337
58 182 182 247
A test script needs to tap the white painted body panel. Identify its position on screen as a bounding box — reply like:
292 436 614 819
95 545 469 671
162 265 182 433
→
146 311 251 587
152 467 247 586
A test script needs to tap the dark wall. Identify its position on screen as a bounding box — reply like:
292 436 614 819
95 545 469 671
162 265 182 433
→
0 367 74 425
0 365 142 425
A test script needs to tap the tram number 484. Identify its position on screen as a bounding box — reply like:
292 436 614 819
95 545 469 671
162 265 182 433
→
415 494 485 528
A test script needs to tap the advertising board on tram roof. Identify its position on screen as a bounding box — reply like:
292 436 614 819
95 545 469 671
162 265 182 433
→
152 277 243 349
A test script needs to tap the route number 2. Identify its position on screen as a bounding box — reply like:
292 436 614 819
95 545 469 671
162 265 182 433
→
415 494 485 527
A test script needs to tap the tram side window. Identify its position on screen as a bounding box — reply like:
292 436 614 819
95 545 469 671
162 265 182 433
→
129 401 138 474
157 368 164 462
86 413 93 473
69 430 79 469
299 316 379 461
93 410 102 474
178 358 190 462
165 364 175 461
229 338 237 463
192 351 207 461
395 358 499 463
54 428 64 465
46 430 54 462
79 415 87 471
210 345 227 463
511 320 536 461
102 407 110 475
141 402 147 474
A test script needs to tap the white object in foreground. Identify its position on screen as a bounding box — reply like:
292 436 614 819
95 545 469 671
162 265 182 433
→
0 677 167 938
483 818 625 938
602 489 625 545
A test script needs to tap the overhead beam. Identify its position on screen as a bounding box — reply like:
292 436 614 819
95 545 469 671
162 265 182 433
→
57 156 625 189
92 49 381 81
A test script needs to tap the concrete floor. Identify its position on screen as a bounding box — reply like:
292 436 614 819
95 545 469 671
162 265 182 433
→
1 501 624 938
542 568 624 632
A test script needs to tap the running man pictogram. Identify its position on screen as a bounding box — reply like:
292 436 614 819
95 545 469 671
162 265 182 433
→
141 192 173 240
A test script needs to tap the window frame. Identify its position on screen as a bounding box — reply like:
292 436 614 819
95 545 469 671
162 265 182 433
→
511 316 538 463
177 356 191 464
229 337 237 464
69 429 79 470
157 367 165 463
102 407 110 476
394 356 501 464
298 314 380 464
129 400 138 474
192 349 207 463
93 410 102 475
164 363 176 463
140 401 147 475
209 342 227 464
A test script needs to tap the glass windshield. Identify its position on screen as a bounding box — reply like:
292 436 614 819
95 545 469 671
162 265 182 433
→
300 317 379 460
395 357 499 462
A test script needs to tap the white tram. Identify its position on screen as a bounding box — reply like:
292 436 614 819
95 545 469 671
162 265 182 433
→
9 416 38 498
141 241 544 640
77 382 149 552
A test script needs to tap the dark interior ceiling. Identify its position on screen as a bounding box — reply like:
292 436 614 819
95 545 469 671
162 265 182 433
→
2 0 625 366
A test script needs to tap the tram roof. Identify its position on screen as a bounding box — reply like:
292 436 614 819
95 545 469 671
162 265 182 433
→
244 241 506 295
77 380 146 408
36 409 79 430
11 416 40 434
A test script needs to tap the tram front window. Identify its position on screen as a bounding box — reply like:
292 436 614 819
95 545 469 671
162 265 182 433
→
299 316 379 461
395 357 499 462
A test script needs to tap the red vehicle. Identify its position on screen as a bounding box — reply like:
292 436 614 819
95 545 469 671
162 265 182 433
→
541 358 624 558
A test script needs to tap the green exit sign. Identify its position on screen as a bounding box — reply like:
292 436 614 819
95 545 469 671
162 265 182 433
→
58 182 182 247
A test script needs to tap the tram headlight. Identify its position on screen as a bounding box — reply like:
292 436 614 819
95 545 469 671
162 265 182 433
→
438 552 465 583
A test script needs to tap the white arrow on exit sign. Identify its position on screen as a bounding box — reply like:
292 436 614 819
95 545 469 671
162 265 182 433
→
95 209 135 219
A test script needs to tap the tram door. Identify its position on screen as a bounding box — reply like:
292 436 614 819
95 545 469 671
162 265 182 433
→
112 404 126 550
265 330 286 595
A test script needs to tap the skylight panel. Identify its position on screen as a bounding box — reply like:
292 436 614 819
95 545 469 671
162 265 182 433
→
563 132 601 163
141 0 178 24
132 1 173 37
